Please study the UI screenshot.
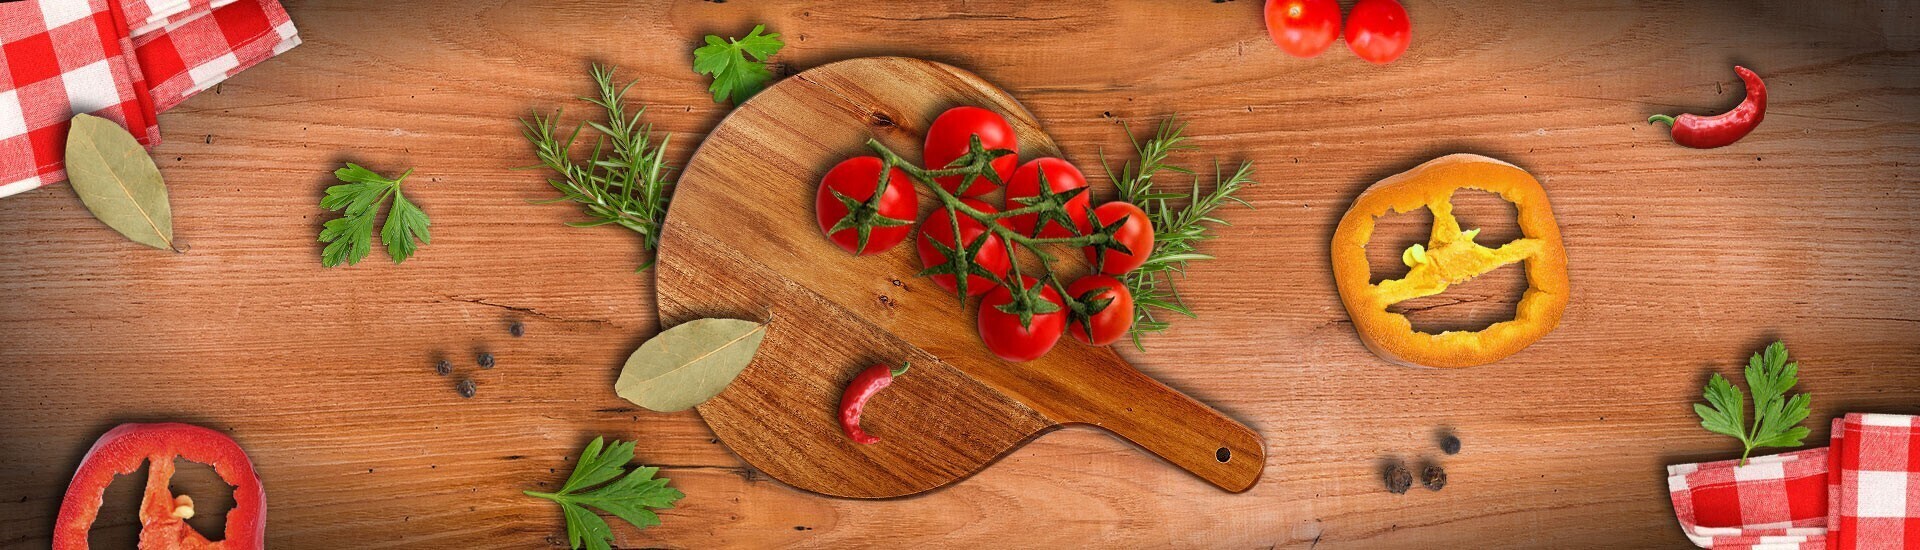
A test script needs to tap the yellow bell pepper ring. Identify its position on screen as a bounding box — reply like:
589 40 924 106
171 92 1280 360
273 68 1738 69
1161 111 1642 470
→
1330 154 1570 368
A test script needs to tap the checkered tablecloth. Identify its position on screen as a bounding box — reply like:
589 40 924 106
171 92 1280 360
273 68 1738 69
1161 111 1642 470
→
0 0 297 198
1830 414 1920 549
1668 413 1920 549
1669 447 1831 549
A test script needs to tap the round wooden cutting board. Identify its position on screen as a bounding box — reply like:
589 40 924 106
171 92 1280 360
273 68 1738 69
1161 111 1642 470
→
655 57 1265 499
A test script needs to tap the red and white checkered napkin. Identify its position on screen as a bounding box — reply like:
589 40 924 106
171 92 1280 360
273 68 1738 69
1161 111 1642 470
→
1828 413 1920 550
0 0 297 198
124 0 232 36
1669 447 1832 549
1668 413 1920 549
131 0 300 113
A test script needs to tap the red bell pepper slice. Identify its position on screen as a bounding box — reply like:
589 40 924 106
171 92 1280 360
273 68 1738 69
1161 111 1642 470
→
53 423 265 550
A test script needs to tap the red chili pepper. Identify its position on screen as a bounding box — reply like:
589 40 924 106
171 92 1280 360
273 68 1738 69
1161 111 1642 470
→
54 423 265 550
839 362 908 445
1649 66 1766 149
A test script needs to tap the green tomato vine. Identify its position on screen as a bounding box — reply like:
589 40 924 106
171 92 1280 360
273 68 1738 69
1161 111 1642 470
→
858 136 1126 324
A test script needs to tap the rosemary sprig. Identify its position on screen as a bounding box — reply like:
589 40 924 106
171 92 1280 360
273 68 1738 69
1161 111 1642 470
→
520 64 675 271
1103 118 1258 349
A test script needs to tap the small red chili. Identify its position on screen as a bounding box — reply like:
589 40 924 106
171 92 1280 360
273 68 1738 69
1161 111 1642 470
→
839 362 908 444
1649 66 1766 149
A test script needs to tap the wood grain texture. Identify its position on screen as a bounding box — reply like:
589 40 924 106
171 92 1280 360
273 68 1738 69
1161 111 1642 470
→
1 0 1917 547
659 56 1264 498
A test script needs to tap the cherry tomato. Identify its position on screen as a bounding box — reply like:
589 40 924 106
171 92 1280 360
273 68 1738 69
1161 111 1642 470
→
1003 158 1091 238
916 198 1013 297
1345 0 1411 65
1083 202 1155 275
924 106 1018 197
1264 0 1342 58
815 156 918 255
1066 275 1134 346
977 276 1067 362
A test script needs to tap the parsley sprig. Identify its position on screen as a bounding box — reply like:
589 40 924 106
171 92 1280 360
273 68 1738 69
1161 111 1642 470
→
1104 119 1258 349
319 163 429 267
525 437 684 550
692 25 784 104
1693 341 1813 465
521 65 675 271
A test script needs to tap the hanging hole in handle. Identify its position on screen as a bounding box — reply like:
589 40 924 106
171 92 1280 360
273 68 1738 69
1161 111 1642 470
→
1215 447 1231 463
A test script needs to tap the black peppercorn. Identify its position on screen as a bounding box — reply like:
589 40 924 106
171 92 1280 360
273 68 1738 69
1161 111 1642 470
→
1421 464 1447 491
477 352 495 369
509 322 524 337
1440 433 1461 455
456 378 477 398
435 359 452 376
1384 462 1412 494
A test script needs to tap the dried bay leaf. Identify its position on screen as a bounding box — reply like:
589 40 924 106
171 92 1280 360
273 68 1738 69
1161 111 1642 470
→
616 318 769 412
63 113 177 251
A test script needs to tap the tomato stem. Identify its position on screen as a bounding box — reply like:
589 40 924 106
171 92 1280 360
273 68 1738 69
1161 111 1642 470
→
865 138 1111 253
864 137 1138 314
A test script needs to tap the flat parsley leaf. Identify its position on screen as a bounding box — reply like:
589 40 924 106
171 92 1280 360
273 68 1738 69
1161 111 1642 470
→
319 163 430 267
692 25 783 104
1692 341 1812 465
526 437 684 550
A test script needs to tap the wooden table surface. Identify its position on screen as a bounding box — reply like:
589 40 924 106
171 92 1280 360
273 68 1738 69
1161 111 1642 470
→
3 0 1917 547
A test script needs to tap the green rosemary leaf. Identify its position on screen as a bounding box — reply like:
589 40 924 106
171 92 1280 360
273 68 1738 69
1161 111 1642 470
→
1142 252 1214 265
521 65 676 271
1104 117 1257 349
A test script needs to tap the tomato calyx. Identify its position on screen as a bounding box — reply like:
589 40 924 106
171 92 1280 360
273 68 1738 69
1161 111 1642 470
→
1063 285 1118 339
915 205 1002 302
1006 167 1091 239
992 275 1063 330
928 134 1016 191
1076 202 1136 273
823 166 915 254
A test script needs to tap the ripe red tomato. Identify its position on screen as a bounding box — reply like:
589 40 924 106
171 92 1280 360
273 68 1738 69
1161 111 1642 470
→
1083 202 1155 275
1066 275 1134 346
815 156 918 255
916 198 1012 297
1003 158 1091 238
977 276 1066 362
924 106 1017 197
1264 0 1341 58
1345 0 1411 64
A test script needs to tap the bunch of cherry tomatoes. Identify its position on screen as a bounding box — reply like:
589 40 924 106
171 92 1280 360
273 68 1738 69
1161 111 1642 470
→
1264 0 1411 64
814 107 1155 362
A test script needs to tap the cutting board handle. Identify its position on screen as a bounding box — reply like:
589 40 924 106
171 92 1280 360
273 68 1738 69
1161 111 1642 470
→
1057 355 1266 492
